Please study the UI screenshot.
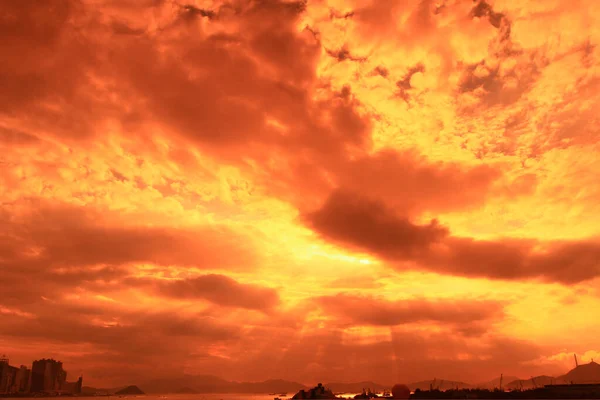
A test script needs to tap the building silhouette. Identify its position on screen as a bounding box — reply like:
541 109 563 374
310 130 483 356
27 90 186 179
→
31 359 67 393
0 356 80 395
0 356 19 394
14 366 31 393
60 376 83 394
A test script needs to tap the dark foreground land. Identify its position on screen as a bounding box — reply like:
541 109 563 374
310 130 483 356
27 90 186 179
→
410 386 600 399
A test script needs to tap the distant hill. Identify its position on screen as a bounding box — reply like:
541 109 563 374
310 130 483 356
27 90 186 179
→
81 386 99 395
81 362 600 396
505 376 555 390
234 379 307 393
115 386 145 395
324 381 388 393
408 380 471 391
556 361 600 384
474 376 520 389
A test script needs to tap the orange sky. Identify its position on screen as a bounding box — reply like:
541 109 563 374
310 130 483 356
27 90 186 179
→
1 0 600 388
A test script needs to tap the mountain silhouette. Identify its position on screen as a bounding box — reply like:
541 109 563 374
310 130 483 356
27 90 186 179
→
408 379 471 391
87 362 600 395
236 379 307 393
556 360 600 384
115 385 145 395
505 376 555 390
475 376 520 389
475 361 600 389
322 381 389 393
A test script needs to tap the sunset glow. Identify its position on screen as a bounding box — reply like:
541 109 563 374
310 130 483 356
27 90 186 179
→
1 0 600 389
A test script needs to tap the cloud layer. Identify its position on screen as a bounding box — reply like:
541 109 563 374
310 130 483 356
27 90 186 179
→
1 0 599 388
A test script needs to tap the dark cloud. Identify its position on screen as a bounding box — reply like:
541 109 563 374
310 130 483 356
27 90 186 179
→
0 201 257 279
326 45 368 62
146 274 280 311
307 189 600 283
332 150 502 215
0 308 552 387
330 9 354 20
110 20 146 36
371 66 389 78
425 237 600 283
456 0 549 110
396 63 425 90
0 310 238 345
269 147 505 222
317 293 504 327
0 302 240 384
0 199 281 323
306 189 449 259
178 4 216 21
0 0 103 139
0 0 513 224
457 57 542 107
0 127 40 145
195 325 554 385
471 0 506 31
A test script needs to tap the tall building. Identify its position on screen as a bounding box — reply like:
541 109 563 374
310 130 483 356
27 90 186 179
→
61 376 83 395
0 357 18 394
30 359 45 393
0 357 8 394
75 375 83 394
30 359 67 393
13 365 31 393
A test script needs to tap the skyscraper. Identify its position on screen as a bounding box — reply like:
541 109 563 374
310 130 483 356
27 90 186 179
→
14 366 31 393
0 356 7 393
0 357 18 394
30 360 45 393
30 359 66 393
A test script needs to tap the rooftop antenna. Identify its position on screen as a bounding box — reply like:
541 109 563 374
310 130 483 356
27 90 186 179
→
574 354 579 367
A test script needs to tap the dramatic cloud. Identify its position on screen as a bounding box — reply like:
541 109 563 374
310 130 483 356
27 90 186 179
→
0 201 256 272
307 190 600 283
150 274 280 312
426 237 600 283
1 0 599 388
317 293 503 327
307 189 449 259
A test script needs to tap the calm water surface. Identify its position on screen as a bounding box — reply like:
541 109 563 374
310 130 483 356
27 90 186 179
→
91 396 557 400
140 395 359 400
97 395 359 400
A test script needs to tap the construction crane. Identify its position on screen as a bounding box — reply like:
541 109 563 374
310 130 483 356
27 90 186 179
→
574 354 579 367
531 376 538 389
